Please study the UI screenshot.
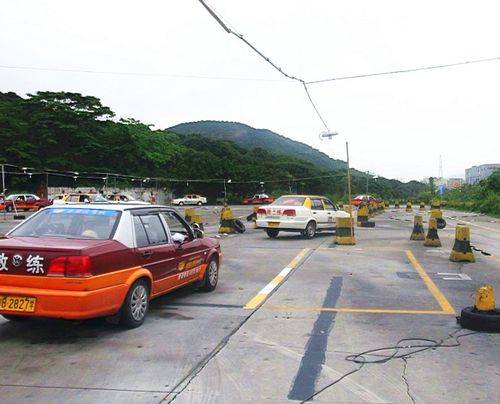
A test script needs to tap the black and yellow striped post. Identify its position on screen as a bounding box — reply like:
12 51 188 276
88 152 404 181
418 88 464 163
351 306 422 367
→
424 217 441 247
410 215 425 240
394 201 400 209
431 199 441 210
335 217 356 245
219 206 235 234
419 201 425 211
357 203 369 226
185 208 204 230
406 201 412 212
385 201 389 208
450 225 475 262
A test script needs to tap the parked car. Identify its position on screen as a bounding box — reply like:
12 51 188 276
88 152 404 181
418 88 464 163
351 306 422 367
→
172 194 207 206
351 194 376 207
106 193 149 205
0 204 221 328
0 194 51 212
242 193 274 205
256 195 349 239
52 193 108 205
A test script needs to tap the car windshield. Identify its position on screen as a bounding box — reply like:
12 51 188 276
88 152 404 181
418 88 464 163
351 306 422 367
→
9 208 120 239
272 196 305 206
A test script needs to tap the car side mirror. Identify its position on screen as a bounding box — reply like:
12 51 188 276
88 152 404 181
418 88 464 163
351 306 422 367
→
192 223 204 239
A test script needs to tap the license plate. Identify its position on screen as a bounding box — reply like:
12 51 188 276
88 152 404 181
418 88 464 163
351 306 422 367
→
267 215 280 220
0 296 36 313
268 222 280 228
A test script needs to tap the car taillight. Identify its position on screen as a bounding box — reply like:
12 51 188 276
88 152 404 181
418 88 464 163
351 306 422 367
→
257 208 267 215
282 209 296 216
48 256 93 278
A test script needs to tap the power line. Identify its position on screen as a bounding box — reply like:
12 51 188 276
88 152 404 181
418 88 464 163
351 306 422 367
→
306 56 500 84
197 0 331 132
0 65 284 83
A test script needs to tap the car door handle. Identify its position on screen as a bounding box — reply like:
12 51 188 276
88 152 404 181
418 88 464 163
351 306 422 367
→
142 251 153 259
312 212 317 214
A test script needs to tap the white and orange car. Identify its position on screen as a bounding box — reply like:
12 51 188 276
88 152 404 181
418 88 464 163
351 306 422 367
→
256 195 349 239
0 204 221 328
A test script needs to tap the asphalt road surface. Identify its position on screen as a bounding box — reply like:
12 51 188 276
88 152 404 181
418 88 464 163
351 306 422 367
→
0 206 498 403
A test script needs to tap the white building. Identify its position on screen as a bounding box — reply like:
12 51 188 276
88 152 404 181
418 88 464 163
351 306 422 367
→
465 164 500 185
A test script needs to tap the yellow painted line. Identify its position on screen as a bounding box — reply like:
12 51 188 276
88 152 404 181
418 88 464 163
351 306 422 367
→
406 250 456 314
265 305 453 315
244 248 310 309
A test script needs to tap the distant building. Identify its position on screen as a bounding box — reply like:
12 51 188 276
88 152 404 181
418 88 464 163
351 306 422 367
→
446 178 464 189
465 164 500 185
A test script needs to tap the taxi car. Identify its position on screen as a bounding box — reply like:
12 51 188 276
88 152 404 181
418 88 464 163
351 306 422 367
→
0 194 52 212
106 193 149 205
52 192 108 205
256 195 349 238
172 194 207 206
0 204 221 328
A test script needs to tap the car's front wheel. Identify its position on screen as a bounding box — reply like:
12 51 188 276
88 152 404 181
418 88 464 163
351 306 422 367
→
302 221 316 239
179 202 184 206
199 258 219 292
120 279 150 329
5 205 12 212
266 229 279 238
197 201 202 206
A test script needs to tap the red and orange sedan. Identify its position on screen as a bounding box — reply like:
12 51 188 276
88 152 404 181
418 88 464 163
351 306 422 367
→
0 204 221 328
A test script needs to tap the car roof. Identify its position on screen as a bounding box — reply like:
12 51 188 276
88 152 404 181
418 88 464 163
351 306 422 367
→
44 203 163 212
279 194 325 198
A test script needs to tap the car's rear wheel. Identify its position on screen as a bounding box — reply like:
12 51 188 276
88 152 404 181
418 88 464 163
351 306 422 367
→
6 205 12 212
120 279 150 329
302 221 316 239
266 229 279 238
2 314 31 322
197 201 202 206
179 202 184 206
199 258 219 292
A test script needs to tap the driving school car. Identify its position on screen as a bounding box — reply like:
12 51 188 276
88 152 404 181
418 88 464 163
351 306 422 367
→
256 195 349 238
0 204 221 328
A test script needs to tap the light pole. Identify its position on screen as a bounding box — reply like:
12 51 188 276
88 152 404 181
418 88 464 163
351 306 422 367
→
223 179 231 204
319 132 354 239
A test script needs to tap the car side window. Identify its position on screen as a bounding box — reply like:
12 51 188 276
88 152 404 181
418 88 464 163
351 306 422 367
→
161 211 192 240
312 198 324 210
323 199 337 211
139 214 168 245
133 216 150 247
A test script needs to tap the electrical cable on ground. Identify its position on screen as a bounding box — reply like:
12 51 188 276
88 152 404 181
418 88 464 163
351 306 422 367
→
300 330 478 403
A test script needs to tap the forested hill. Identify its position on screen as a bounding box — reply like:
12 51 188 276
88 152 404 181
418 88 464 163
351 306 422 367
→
169 121 346 171
0 91 425 201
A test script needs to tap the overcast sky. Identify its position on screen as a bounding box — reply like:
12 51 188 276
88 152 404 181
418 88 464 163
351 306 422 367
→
1 0 499 181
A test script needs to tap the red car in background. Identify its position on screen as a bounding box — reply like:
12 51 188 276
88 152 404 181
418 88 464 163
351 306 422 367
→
242 193 274 205
350 194 376 207
0 194 52 212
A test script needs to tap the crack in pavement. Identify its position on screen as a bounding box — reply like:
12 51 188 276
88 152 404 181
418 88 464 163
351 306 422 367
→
401 358 416 404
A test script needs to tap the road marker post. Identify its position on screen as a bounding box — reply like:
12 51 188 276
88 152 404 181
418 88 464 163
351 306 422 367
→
335 217 356 245
450 225 475 262
424 217 441 247
410 215 425 240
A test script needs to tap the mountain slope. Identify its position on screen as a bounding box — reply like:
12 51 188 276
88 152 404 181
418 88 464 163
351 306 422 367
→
168 120 346 171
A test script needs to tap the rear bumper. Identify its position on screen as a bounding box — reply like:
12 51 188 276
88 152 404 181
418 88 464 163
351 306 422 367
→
256 219 308 230
0 283 129 320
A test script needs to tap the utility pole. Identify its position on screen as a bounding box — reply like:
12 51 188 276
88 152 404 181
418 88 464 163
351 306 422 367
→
1 164 5 221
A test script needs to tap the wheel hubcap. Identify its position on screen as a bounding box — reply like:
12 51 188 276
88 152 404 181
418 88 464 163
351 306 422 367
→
208 261 218 286
131 285 148 321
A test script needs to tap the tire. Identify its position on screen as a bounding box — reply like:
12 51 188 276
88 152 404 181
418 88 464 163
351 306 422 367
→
233 219 246 233
6 205 12 212
2 314 31 322
179 202 184 206
197 201 202 206
199 258 219 292
302 221 316 239
437 218 446 229
266 229 279 238
459 306 500 332
119 278 150 329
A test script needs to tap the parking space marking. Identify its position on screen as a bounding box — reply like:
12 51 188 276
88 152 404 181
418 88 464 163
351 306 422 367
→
405 250 456 314
244 248 310 310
